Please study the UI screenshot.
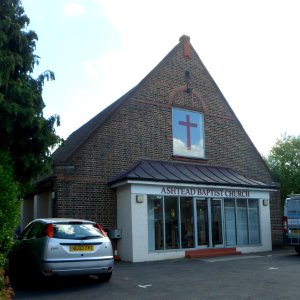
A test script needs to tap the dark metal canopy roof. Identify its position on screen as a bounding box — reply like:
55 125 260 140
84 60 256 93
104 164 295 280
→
108 160 278 190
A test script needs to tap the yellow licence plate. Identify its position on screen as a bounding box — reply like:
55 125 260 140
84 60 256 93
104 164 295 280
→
69 245 94 252
292 229 300 234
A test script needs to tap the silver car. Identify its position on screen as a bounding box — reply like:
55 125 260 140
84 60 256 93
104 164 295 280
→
12 218 114 282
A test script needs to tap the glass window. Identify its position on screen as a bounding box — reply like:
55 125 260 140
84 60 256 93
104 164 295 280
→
225 198 260 247
52 223 104 239
22 221 44 239
172 108 204 158
147 195 260 250
165 197 179 249
148 196 164 250
20 222 35 239
211 199 223 245
224 199 236 246
236 199 249 245
248 200 260 244
180 197 194 248
196 199 209 246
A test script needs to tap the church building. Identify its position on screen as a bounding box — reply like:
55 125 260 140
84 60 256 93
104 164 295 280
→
22 35 281 262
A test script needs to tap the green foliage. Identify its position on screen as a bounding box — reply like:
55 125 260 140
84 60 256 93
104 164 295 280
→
0 0 62 189
0 151 20 268
0 151 20 299
0 2 62 295
265 134 300 202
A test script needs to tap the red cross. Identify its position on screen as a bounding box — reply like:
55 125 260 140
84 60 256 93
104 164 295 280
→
179 114 197 150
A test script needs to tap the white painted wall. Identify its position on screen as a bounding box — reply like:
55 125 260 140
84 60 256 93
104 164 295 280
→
131 193 147 262
116 183 273 262
33 192 52 219
21 191 53 231
117 185 133 261
21 198 33 231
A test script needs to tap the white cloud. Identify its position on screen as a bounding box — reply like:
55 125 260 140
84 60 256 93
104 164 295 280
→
81 48 157 105
173 138 204 158
64 2 86 17
82 59 99 78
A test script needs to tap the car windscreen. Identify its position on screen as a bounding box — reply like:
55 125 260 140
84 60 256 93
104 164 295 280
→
52 223 104 240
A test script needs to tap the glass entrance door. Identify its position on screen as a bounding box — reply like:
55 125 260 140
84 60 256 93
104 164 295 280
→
196 198 224 248
211 199 223 246
196 199 209 247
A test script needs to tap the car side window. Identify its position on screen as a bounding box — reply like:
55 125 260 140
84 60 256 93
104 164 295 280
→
23 222 44 239
20 222 34 239
31 222 45 239
34 222 44 238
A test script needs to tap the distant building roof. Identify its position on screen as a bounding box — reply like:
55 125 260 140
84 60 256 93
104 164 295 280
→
108 159 277 190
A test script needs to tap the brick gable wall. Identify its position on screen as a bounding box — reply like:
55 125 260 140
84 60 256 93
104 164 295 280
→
53 37 282 245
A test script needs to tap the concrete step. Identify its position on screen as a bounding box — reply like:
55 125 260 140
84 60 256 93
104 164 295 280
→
185 247 241 259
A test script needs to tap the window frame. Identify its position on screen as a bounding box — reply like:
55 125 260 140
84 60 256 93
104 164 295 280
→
172 107 205 159
148 195 261 251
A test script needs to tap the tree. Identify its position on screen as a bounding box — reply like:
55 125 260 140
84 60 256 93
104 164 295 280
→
0 0 62 190
0 1 61 294
0 151 20 263
265 134 300 202
0 151 20 299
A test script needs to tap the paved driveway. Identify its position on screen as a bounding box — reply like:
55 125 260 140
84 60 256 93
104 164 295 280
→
13 247 300 300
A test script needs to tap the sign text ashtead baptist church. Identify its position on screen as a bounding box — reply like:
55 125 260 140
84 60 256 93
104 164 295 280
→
161 186 250 198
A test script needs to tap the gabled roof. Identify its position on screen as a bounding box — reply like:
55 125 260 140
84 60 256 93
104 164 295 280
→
108 159 277 190
52 87 136 163
52 39 182 163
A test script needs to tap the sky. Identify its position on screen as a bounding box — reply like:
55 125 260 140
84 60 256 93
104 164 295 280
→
22 0 300 156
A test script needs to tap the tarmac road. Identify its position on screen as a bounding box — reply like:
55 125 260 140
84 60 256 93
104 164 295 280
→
13 247 300 300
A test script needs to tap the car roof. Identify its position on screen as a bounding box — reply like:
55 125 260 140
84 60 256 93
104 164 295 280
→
33 218 96 224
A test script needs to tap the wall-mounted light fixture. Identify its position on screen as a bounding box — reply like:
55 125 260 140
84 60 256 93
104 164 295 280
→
263 199 269 206
136 195 143 203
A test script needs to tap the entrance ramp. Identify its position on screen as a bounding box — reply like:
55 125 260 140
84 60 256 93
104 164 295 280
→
185 247 241 259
